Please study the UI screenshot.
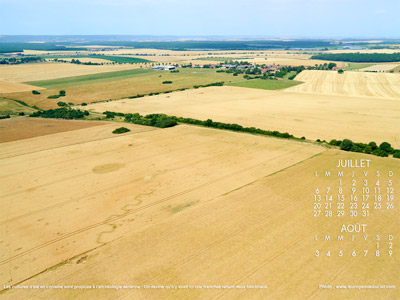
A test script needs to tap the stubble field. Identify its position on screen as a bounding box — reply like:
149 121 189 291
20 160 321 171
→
288 70 400 99
0 120 324 298
0 120 398 299
1 46 400 299
47 57 112 64
0 81 43 93
21 49 348 67
0 63 142 83
5 69 242 109
359 64 399 72
85 85 400 148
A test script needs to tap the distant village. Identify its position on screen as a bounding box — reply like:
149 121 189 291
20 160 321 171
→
151 61 343 74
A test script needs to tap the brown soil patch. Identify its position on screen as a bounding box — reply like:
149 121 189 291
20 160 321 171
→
0 118 106 143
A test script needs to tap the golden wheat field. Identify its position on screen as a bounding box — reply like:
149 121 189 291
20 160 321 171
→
20 49 326 66
85 85 400 148
0 120 323 297
0 80 43 93
5 69 238 110
246 57 347 67
288 70 400 99
359 64 399 72
47 57 112 64
0 120 398 299
14 49 354 69
2 41 400 300
0 63 141 83
328 49 400 54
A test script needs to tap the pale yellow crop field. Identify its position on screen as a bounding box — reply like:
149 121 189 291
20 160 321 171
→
185 59 226 65
22 50 83 56
288 70 400 99
359 64 399 72
85 86 400 148
328 49 400 54
89 49 272 57
247 57 347 67
0 121 325 298
47 57 112 64
20 49 342 66
0 63 141 83
1 122 398 299
0 80 43 93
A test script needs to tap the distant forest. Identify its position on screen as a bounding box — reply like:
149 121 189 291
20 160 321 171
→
0 43 85 53
311 53 400 62
0 40 334 53
75 40 333 51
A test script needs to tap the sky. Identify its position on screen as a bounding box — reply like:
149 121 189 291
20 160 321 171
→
1 0 399 38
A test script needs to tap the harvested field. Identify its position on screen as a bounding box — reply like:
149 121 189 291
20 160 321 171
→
2 44 399 300
14 49 352 69
183 59 229 65
359 64 399 72
183 53 348 68
0 80 43 93
0 124 324 297
7 69 242 109
0 63 142 82
25 69 153 89
288 70 400 99
328 49 400 54
22 49 320 65
43 55 153 64
49 57 111 64
249 57 347 67
85 86 400 148
0 118 106 143
1 129 398 299
0 120 156 159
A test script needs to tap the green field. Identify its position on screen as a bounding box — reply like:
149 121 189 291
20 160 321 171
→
92 55 152 64
346 63 375 71
43 55 152 64
25 68 154 89
283 71 297 79
9 68 245 109
0 98 37 116
195 57 233 61
227 78 303 90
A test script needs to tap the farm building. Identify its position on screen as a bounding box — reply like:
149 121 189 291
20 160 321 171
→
152 65 176 71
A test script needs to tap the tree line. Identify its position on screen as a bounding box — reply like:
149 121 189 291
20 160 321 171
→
30 108 89 119
0 56 43 64
54 58 101 65
106 111 295 138
332 139 400 158
311 53 400 62
27 107 400 160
